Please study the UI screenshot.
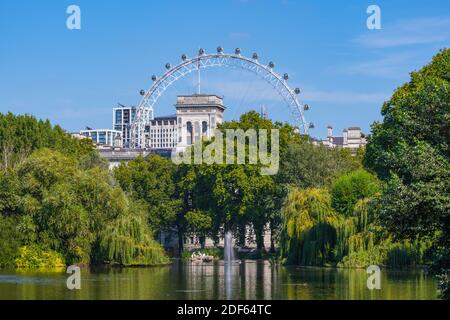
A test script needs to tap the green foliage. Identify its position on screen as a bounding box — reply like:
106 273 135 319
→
16 149 94 264
185 209 213 248
338 238 428 269
170 111 301 252
280 185 427 268
14 245 65 268
0 112 94 169
279 142 363 189
331 170 381 215
280 188 338 266
0 169 20 216
430 248 450 299
100 203 169 266
0 216 22 267
364 49 450 249
376 144 449 244
437 271 450 300
79 151 109 171
363 50 450 300
0 147 169 268
114 155 181 234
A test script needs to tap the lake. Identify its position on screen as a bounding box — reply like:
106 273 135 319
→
0 260 438 300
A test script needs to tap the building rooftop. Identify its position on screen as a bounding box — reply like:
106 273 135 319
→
154 114 177 120
175 94 226 110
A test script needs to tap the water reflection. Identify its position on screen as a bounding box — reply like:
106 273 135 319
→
0 261 438 300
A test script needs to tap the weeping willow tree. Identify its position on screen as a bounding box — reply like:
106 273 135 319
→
280 188 339 266
335 198 376 263
280 186 430 268
100 203 169 266
336 198 431 268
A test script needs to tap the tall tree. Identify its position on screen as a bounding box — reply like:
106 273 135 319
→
364 49 450 297
114 155 181 235
365 49 450 246
0 112 94 169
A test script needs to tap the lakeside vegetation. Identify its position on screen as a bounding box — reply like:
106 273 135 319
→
0 49 448 298
0 115 168 267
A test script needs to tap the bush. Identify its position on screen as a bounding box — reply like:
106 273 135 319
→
331 170 380 215
14 245 65 268
338 246 386 268
337 239 428 268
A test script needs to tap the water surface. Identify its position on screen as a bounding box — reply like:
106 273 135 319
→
0 260 438 300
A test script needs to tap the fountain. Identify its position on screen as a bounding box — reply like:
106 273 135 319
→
224 231 235 300
224 231 235 264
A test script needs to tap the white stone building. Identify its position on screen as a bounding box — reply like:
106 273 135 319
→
314 126 367 153
146 115 178 149
175 94 225 150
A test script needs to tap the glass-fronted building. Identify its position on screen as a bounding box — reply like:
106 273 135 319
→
113 105 153 148
80 129 122 147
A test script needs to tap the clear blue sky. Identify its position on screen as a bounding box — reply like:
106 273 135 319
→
1 0 449 138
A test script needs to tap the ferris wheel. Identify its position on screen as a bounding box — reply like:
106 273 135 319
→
130 47 313 148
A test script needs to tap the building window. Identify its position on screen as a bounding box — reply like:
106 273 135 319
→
202 121 208 136
115 110 122 124
187 121 193 145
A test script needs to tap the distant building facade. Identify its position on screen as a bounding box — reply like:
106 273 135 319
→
175 94 226 150
313 126 367 153
145 115 178 149
85 94 227 169
113 104 153 148
111 95 224 151
80 129 122 147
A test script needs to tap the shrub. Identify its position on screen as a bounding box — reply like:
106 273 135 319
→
331 170 380 215
14 245 65 268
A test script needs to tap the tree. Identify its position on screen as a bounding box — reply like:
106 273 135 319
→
279 188 337 266
114 155 181 235
0 112 94 169
278 142 363 189
365 49 449 246
100 202 169 266
364 49 450 298
167 111 301 254
331 169 381 216
0 113 169 267
0 148 168 266
185 210 213 249
0 216 22 267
